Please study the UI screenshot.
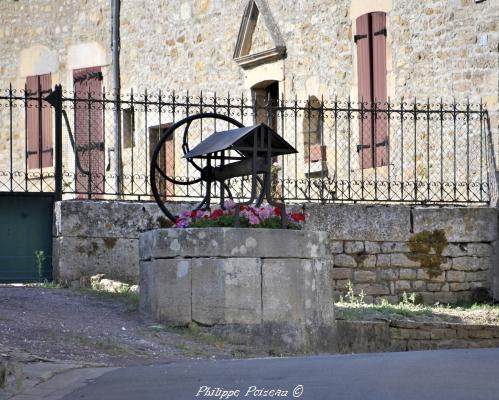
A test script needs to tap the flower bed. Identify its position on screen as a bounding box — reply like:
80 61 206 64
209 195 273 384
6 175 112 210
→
175 200 305 229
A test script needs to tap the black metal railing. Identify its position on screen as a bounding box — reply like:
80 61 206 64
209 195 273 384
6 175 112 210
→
0 85 496 205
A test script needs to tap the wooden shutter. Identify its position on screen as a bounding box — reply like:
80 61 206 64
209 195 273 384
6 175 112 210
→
372 12 388 167
73 66 104 197
355 13 373 169
26 74 52 169
355 12 388 168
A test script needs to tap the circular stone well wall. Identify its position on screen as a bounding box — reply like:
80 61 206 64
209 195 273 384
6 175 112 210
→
139 228 336 352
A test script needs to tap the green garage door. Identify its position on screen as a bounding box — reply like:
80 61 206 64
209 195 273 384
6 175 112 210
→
0 195 54 282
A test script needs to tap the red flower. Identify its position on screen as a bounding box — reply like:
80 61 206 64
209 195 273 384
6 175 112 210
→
291 212 305 222
210 209 224 219
274 207 281 216
191 211 197 218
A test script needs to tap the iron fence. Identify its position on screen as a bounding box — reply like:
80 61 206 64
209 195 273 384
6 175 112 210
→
0 84 496 205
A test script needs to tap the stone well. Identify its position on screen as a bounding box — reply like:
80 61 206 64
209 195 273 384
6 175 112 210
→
139 228 336 352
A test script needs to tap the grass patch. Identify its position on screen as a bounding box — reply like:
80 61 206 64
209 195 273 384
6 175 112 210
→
27 280 64 289
337 281 499 325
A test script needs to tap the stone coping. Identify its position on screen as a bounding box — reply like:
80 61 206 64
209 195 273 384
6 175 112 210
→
139 228 330 260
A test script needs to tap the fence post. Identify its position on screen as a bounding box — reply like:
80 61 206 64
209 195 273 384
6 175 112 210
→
45 84 63 201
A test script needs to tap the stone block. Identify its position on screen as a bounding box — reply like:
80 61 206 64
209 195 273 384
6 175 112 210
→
376 254 391 267
400 268 417 280
353 270 376 283
412 280 426 291
262 258 335 326
434 339 470 350
53 200 187 238
381 242 409 253
396 328 431 340
191 258 261 325
395 280 411 291
430 328 457 340
416 269 445 282
449 282 470 291
443 243 493 258
434 292 458 304
391 253 420 268
442 244 468 257
379 269 398 281
464 271 490 282
333 268 352 280
335 279 351 290
344 241 364 254
390 339 408 352
53 236 139 284
427 283 443 292
465 243 494 257
355 283 390 296
139 259 191 325
446 270 465 282
365 241 381 253
419 291 438 304
406 340 439 351
412 207 498 242
304 204 412 242
329 240 344 254
336 321 390 354
469 281 489 289
358 255 377 268
452 257 491 272
334 254 356 268
140 228 330 260
440 261 452 271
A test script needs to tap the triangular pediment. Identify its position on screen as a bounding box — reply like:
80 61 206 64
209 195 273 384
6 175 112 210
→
233 0 286 69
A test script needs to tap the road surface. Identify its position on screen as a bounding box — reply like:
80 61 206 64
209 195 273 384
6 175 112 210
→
59 348 499 400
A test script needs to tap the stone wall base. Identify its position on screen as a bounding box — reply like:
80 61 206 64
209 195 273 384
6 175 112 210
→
139 228 336 352
337 320 499 354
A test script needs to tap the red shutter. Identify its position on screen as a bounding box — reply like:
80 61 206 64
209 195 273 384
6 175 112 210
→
26 74 52 169
73 67 104 197
355 14 373 169
40 74 53 168
372 12 388 167
26 76 39 169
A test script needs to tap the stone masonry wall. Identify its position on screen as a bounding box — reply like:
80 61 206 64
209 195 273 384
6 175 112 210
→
336 320 499 353
305 204 498 304
52 200 193 285
53 200 499 304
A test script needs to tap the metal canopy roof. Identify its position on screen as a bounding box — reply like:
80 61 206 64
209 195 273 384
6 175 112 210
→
184 123 297 159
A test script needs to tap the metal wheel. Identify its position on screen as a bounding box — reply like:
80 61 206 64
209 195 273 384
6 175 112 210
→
150 113 244 223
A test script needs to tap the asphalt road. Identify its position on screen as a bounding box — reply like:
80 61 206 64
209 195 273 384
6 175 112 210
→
63 348 499 400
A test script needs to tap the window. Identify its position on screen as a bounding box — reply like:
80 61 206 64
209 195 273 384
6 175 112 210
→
149 123 174 197
355 12 388 168
26 74 53 169
123 108 135 149
251 80 279 130
73 66 104 197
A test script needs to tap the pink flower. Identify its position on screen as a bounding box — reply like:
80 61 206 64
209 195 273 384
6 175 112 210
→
175 217 189 228
248 214 260 225
180 210 192 219
195 209 206 218
223 199 236 210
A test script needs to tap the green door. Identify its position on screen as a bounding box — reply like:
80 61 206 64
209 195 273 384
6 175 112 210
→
0 195 54 282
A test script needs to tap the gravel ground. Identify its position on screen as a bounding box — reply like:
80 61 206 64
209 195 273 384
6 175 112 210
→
0 287 266 367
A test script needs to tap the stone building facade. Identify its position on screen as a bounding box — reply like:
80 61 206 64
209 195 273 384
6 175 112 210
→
0 0 497 199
